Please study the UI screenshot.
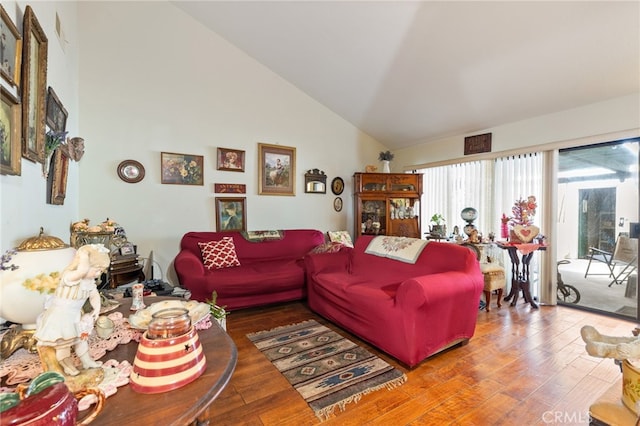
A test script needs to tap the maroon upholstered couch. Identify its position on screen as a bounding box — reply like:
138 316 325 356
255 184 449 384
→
175 229 325 310
305 235 483 367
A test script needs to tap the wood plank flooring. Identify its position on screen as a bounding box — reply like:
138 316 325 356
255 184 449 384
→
207 301 637 425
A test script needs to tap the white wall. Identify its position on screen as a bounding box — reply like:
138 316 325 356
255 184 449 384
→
75 1 384 283
394 93 640 169
1 1 80 249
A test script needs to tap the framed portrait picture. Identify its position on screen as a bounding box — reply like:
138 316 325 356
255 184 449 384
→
46 87 68 132
217 147 245 172
0 4 22 88
21 6 48 164
46 147 69 205
215 197 246 232
258 143 296 196
0 88 21 175
161 151 204 185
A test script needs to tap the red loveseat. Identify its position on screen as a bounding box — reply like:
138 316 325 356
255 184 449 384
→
175 229 325 310
305 235 483 367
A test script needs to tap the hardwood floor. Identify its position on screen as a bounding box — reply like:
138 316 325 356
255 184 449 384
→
207 301 637 425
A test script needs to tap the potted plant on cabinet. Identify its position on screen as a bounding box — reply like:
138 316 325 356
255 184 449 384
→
429 214 447 238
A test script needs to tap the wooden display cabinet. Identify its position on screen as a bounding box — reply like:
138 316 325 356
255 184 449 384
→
353 172 423 239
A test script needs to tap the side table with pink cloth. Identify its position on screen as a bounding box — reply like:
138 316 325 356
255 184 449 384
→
496 242 547 309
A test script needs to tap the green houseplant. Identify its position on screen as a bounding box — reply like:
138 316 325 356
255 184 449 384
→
206 291 228 330
429 214 447 238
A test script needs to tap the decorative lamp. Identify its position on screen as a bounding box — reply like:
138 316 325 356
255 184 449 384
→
461 207 478 237
0 228 76 358
129 308 206 394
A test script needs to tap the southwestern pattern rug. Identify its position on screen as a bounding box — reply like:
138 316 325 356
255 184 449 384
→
247 319 407 421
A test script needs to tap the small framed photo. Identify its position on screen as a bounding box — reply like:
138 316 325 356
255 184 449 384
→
161 151 204 185
119 243 136 256
0 88 22 175
217 147 245 172
0 4 22 88
46 87 68 132
215 197 246 232
258 143 296 196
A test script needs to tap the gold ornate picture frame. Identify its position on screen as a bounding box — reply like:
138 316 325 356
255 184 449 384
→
258 143 296 196
0 88 21 175
0 4 22 88
21 6 48 163
47 148 69 205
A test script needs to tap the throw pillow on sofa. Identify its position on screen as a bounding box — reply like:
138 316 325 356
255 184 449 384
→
198 237 241 269
327 230 354 247
309 241 346 254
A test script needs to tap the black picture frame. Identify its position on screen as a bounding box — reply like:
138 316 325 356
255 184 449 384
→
46 86 67 132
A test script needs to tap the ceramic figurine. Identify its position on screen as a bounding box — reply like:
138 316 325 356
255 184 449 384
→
581 325 640 360
34 244 111 377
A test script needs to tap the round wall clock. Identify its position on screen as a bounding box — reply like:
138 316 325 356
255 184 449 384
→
117 160 145 183
333 197 343 212
331 177 344 195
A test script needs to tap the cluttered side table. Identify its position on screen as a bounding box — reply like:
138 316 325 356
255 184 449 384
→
497 242 547 309
1 297 237 425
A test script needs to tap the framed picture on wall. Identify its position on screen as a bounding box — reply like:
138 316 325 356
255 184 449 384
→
21 6 48 164
0 4 22 88
216 147 245 172
46 86 67 132
215 197 246 232
161 151 204 185
0 88 21 175
47 147 69 205
258 143 296 196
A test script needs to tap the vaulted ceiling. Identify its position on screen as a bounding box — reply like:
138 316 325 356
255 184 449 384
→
172 1 640 150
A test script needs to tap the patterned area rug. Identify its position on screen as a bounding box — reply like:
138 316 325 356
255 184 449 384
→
247 319 407 421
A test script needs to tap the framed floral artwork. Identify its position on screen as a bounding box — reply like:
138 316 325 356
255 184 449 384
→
161 151 204 185
0 4 22 88
0 88 21 175
215 197 246 232
21 6 48 164
258 143 296 196
216 147 245 172
46 86 67 132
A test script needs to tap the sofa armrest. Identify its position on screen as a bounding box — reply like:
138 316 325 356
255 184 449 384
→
175 250 205 277
396 271 483 309
305 248 353 276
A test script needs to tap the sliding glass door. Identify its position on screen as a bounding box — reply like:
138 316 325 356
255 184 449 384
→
556 138 639 319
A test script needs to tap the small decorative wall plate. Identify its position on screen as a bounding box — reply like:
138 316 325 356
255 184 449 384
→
117 160 145 183
331 177 344 195
333 197 343 212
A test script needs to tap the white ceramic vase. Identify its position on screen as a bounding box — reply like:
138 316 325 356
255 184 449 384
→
0 247 76 328
382 160 391 173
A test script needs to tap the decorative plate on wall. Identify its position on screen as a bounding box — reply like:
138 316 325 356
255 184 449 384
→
331 177 344 195
333 197 343 212
117 160 145 183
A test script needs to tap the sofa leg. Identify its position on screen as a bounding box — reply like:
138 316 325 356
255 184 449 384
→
496 288 503 308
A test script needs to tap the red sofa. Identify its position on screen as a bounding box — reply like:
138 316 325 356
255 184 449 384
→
175 229 325 310
305 235 483 367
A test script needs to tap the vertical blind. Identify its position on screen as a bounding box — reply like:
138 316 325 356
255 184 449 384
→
418 152 544 294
